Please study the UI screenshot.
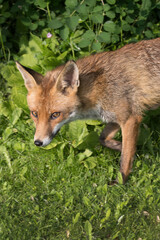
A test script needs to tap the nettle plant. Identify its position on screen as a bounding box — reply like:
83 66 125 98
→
47 0 160 54
0 0 160 61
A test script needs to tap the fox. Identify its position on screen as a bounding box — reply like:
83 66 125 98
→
16 38 160 183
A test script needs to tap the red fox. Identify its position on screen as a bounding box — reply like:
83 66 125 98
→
16 38 160 183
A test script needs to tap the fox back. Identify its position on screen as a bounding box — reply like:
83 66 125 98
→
17 38 160 183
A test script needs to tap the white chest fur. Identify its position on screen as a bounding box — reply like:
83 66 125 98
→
69 106 116 123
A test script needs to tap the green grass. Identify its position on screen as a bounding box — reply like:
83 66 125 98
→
0 113 160 240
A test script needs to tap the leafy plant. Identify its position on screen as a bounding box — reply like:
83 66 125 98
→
1 0 160 61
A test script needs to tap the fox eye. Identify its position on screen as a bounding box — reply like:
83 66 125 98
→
31 111 38 118
50 112 60 120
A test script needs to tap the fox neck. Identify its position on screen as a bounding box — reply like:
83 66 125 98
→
68 93 116 123
70 104 116 123
69 106 101 122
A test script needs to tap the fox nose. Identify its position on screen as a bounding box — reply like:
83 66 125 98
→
34 140 43 147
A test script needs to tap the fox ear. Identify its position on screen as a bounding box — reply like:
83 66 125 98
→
57 61 79 93
16 62 43 91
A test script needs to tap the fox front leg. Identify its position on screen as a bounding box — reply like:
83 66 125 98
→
120 115 142 183
100 122 122 152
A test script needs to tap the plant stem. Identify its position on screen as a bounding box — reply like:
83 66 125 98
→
47 2 51 21
70 39 75 60
0 28 7 61
120 13 123 43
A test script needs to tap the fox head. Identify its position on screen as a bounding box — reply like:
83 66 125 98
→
16 61 80 147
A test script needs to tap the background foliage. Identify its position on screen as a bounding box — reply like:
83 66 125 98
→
0 0 160 62
0 0 160 239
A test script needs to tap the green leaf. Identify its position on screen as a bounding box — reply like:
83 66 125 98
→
59 26 69 40
48 19 63 29
76 3 89 20
67 147 74 166
105 10 116 19
18 53 38 68
83 157 97 169
48 38 60 52
65 0 78 9
91 13 104 24
21 17 31 26
67 121 88 147
83 196 90 206
92 41 102 51
72 212 80 224
18 34 48 69
35 0 47 8
0 98 12 117
112 231 120 239
112 34 119 43
78 30 95 48
122 21 131 31
38 20 45 27
82 30 96 41
102 184 108 194
78 39 91 48
104 21 116 33
0 145 13 173
140 0 152 19
117 172 123 184
29 23 38 31
126 16 135 24
11 86 28 111
84 220 92 239
72 30 84 39
2 127 13 141
66 15 79 31
78 132 99 150
108 165 114 179
97 32 111 43
103 4 111 12
31 13 39 21
30 33 45 53
107 0 116 4
3 12 11 18
71 30 84 44
93 6 103 12
101 208 111 223
77 149 93 162
86 0 96 7
43 138 61 150
13 142 25 152
157 1 160 9
57 50 69 61
1 65 24 87
11 108 22 126
144 30 154 38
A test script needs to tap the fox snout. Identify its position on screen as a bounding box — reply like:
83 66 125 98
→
34 135 52 147
34 137 51 147
34 140 43 146
34 127 60 147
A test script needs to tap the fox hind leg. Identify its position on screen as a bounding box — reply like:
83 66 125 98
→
100 122 122 152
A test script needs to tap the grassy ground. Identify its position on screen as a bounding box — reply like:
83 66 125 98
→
0 111 160 240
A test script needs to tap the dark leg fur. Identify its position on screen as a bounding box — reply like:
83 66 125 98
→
100 117 142 184
100 122 122 152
